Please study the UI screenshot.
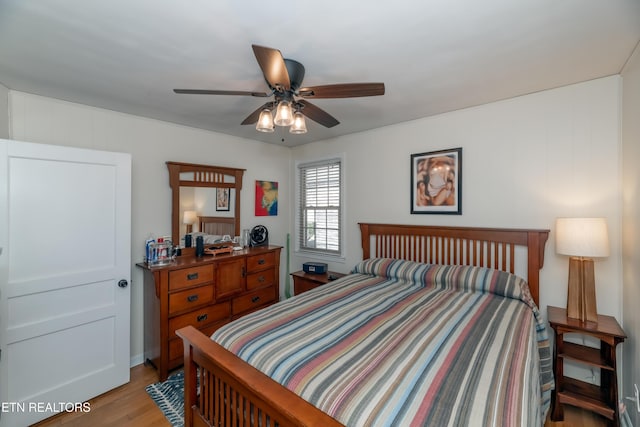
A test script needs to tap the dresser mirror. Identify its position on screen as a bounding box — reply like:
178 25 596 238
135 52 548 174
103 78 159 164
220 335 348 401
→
167 161 245 248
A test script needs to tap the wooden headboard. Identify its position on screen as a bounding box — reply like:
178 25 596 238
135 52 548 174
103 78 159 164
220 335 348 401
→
359 223 549 306
198 216 236 237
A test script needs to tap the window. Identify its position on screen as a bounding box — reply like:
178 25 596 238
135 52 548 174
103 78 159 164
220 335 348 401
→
298 158 342 256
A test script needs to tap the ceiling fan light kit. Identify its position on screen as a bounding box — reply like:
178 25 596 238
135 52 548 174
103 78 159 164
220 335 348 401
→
289 111 308 134
173 44 385 136
274 101 294 126
256 108 275 133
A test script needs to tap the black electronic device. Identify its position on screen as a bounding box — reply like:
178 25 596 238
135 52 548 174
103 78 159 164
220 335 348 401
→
250 225 269 247
195 235 204 257
303 262 328 274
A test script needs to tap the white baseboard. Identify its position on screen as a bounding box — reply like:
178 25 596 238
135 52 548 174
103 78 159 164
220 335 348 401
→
130 353 144 368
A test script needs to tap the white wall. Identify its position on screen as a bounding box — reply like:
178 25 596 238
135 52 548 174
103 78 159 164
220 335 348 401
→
292 76 623 375
0 83 8 139
8 91 291 365
622 44 640 424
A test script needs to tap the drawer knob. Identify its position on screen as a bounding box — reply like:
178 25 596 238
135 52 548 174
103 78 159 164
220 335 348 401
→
258 276 265 283
197 314 208 322
187 273 199 280
258 259 265 265
187 294 199 302
251 296 261 303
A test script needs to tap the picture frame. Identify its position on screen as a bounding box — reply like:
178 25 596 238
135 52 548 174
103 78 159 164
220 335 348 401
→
411 147 462 214
216 188 230 211
255 180 278 216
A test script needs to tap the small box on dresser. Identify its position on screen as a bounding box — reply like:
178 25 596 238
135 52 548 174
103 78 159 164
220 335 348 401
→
137 245 281 381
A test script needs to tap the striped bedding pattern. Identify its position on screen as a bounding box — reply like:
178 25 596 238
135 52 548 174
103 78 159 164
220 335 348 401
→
212 258 554 427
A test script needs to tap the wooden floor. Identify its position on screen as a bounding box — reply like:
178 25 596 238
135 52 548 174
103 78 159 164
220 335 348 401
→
33 363 606 427
33 364 170 427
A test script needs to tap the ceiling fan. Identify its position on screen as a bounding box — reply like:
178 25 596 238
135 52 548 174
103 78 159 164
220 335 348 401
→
173 44 385 134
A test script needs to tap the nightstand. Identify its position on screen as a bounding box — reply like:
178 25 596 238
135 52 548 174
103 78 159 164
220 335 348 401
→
291 270 346 295
548 305 626 427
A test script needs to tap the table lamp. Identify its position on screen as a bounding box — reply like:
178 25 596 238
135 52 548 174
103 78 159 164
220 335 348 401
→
555 218 609 323
183 210 197 234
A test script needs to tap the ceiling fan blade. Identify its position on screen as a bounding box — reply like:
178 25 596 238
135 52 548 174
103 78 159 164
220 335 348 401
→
174 89 269 97
297 100 340 128
241 102 275 125
252 45 291 92
298 83 385 99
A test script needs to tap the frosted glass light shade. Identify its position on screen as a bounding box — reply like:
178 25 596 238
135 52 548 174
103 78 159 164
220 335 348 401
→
555 217 609 258
274 101 293 126
256 109 275 132
289 111 307 134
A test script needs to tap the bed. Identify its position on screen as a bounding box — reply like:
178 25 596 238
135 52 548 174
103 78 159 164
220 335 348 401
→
177 223 552 427
197 215 236 238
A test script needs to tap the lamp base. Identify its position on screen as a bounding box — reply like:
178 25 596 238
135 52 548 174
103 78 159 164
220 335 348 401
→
566 257 598 323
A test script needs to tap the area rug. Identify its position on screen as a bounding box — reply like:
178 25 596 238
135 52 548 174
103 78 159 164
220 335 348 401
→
146 370 185 427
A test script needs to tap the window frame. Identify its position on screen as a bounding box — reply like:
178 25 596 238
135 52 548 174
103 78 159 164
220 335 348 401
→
295 155 345 259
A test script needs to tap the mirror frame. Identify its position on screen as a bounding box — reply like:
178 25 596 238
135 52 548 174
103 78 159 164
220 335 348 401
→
167 161 245 245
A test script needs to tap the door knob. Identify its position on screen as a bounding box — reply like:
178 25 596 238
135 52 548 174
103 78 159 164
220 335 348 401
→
118 279 129 288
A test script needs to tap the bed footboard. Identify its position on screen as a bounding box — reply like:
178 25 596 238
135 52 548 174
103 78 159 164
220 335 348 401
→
177 326 344 427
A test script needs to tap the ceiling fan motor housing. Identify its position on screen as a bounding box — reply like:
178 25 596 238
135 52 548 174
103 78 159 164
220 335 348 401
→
283 59 305 92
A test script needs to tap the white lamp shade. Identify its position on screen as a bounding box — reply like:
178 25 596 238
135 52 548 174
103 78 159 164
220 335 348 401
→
556 217 610 258
289 111 307 134
183 210 198 225
274 101 294 126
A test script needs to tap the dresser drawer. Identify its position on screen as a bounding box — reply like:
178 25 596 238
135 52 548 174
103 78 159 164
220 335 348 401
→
169 265 214 291
169 302 230 339
168 320 227 361
168 285 214 315
232 286 276 316
246 268 275 290
246 252 275 272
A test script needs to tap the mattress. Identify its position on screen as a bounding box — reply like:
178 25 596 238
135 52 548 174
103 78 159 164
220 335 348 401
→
212 258 554 426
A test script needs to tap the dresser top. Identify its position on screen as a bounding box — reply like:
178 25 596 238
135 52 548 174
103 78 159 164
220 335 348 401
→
136 245 282 271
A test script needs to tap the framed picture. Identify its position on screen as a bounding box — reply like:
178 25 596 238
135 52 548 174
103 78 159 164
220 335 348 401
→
216 188 230 211
255 180 278 216
411 147 462 214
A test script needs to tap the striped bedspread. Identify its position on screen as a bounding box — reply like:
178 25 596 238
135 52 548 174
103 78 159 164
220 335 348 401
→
212 258 554 427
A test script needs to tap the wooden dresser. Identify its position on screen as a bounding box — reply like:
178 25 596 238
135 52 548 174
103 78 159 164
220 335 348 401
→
137 246 281 380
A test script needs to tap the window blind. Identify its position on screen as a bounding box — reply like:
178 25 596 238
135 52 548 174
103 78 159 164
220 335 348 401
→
298 159 341 255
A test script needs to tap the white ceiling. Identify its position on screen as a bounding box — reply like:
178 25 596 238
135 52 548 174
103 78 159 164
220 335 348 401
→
1 1 639 147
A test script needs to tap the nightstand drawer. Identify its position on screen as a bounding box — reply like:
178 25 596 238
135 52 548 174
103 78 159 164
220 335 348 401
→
246 252 275 272
292 270 346 295
168 285 214 314
169 265 214 291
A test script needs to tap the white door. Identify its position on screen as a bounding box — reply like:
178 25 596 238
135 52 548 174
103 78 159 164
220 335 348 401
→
0 139 131 426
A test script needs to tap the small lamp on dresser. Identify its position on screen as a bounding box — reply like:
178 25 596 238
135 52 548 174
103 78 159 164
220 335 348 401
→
183 210 198 234
555 217 609 323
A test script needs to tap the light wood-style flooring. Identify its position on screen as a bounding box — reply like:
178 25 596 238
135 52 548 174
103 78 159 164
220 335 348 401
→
33 364 170 427
33 363 605 427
